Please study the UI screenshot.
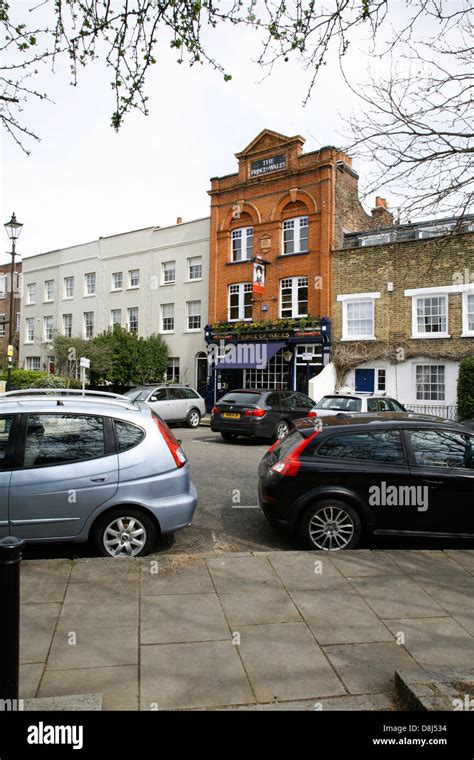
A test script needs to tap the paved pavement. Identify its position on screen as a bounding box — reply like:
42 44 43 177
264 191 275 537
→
19 548 474 710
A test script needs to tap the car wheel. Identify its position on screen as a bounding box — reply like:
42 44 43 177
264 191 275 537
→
186 408 201 428
274 419 291 441
298 500 361 551
221 432 238 441
92 508 157 558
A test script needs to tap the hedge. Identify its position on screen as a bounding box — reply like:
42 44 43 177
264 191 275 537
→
457 357 474 421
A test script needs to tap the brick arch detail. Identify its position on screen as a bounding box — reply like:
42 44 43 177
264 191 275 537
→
270 189 317 222
220 201 262 231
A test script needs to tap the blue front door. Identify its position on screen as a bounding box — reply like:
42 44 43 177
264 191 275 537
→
355 368 375 393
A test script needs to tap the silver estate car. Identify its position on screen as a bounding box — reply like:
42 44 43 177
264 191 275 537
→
124 385 206 428
0 390 198 557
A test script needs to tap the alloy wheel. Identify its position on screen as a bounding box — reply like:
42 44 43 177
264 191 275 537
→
308 506 355 551
103 516 147 557
188 410 200 427
276 421 290 439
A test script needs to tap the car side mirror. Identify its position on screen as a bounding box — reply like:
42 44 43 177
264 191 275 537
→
149 395 158 402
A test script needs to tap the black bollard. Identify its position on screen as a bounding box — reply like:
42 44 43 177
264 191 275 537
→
0 536 25 705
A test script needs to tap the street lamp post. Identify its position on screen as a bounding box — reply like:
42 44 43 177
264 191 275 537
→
4 213 23 392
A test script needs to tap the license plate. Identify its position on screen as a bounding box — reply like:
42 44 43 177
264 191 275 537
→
223 412 240 419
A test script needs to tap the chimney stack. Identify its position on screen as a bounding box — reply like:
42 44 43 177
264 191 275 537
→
371 196 393 224
176 217 183 225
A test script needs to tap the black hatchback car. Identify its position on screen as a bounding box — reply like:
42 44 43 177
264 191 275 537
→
258 413 474 551
211 389 316 442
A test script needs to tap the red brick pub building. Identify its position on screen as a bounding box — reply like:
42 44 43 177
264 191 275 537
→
205 129 391 401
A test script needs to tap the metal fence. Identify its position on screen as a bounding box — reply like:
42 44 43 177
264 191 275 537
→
407 403 458 420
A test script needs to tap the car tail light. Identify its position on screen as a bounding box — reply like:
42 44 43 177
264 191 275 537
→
270 429 322 477
212 406 220 414
244 408 266 417
152 415 186 468
307 411 317 418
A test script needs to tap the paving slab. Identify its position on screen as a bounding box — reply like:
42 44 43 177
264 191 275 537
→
140 641 254 709
47 626 138 670
57 601 139 631
385 618 474 668
268 553 349 591
324 642 423 695
291 588 394 645
39 665 139 710
20 603 61 664
238 622 345 702
219 586 301 627
69 558 140 583
351 575 446 618
415 579 474 635
384 550 471 580
65 578 139 606
141 559 214 596
20 560 71 604
19 664 44 699
140 593 230 644
443 550 474 574
330 550 407 578
206 555 281 594
218 693 394 710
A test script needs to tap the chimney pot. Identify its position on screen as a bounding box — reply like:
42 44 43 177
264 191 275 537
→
375 197 387 208
176 217 183 225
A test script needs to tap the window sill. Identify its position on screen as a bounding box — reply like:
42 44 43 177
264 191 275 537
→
62 296 74 301
226 260 252 266
43 300 54 304
161 330 174 335
341 336 376 341
111 288 123 293
186 278 203 283
161 282 176 287
185 329 202 334
411 333 450 340
461 332 474 338
25 302 36 306
276 251 310 259
127 285 140 290
83 293 96 298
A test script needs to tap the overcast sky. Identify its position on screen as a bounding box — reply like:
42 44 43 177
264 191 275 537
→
1 2 405 264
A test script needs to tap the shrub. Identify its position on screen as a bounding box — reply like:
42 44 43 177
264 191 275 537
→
457 357 474 421
0 370 68 389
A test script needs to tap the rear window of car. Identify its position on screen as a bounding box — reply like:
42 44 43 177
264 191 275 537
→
181 388 200 399
220 392 262 405
316 396 362 412
114 419 145 452
316 430 405 463
273 429 305 458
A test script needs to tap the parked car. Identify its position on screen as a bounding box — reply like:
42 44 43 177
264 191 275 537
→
312 392 406 416
124 384 206 428
211 389 316 442
258 413 474 551
0 389 198 557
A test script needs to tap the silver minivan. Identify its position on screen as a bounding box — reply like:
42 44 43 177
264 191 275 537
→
0 390 198 557
124 385 206 428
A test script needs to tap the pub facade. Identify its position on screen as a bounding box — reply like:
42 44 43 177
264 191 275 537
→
205 129 392 403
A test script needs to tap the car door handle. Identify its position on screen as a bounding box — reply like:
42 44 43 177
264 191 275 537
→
90 476 110 483
422 479 444 485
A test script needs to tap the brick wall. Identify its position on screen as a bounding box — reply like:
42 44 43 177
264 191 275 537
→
0 262 21 370
332 232 474 353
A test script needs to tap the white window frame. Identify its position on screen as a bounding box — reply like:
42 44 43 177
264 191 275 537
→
228 283 252 322
166 357 180 383
161 303 175 333
43 316 53 342
128 269 140 288
26 282 36 305
112 272 123 291
26 356 41 371
84 272 96 297
62 314 73 338
0 314 4 337
15 312 20 333
25 318 35 343
231 227 253 262
84 311 94 339
411 294 449 339
162 261 176 285
186 300 201 332
462 291 474 337
280 277 309 319
110 308 122 327
127 307 139 333
63 276 74 299
187 256 202 281
415 364 446 402
337 292 380 341
44 280 54 302
282 216 309 255
0 275 6 300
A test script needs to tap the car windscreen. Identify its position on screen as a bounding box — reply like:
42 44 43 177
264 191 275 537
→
220 392 262 405
315 396 362 412
124 388 150 401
